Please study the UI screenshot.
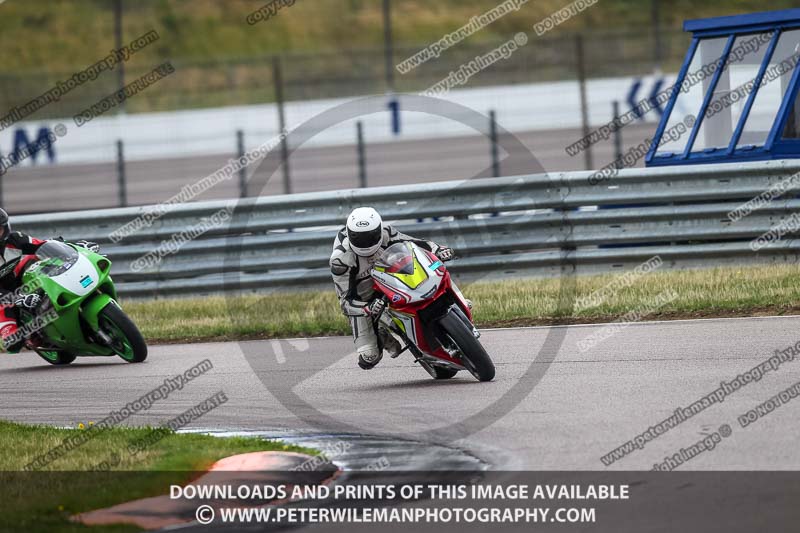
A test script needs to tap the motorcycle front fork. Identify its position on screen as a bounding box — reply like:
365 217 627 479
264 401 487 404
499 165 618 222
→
377 308 468 363
376 313 420 360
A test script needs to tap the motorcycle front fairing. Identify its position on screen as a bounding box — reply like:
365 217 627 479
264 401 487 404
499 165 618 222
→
22 241 116 355
371 242 473 365
372 242 445 305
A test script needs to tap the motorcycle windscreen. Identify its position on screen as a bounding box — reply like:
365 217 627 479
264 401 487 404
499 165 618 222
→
373 242 429 289
34 241 79 276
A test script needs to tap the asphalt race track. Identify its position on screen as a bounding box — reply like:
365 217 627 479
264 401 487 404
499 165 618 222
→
2 314 799 471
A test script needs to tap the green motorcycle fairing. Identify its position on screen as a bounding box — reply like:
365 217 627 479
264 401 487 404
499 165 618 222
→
20 241 117 356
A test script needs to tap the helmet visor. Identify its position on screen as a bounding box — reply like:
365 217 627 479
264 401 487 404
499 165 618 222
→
348 226 382 251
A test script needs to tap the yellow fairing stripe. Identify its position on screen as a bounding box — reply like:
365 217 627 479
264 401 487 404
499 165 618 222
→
385 255 428 289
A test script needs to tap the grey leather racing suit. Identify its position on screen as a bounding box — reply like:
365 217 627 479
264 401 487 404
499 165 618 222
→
329 224 443 358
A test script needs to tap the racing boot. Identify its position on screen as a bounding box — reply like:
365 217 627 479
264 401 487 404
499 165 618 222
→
357 345 383 370
0 303 23 353
0 320 22 353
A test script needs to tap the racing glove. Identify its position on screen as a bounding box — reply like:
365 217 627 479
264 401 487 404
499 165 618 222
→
15 293 41 310
364 298 386 317
437 247 454 262
75 240 100 253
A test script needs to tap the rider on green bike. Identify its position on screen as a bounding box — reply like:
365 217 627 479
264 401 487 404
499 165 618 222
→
0 208 97 352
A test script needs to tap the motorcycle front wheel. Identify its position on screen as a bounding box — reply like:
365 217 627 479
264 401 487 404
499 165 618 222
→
438 311 495 382
99 304 148 363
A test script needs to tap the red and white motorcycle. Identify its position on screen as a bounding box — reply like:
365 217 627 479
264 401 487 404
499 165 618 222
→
370 242 495 382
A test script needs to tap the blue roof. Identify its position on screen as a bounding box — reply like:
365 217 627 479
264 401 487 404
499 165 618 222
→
647 9 800 167
684 8 800 35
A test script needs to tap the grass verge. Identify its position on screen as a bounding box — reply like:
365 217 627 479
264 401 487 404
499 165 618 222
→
0 420 316 532
3 0 792 112
4 0 792 73
122 264 800 344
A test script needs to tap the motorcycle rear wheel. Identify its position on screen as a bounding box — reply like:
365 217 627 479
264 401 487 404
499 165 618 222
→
438 312 495 382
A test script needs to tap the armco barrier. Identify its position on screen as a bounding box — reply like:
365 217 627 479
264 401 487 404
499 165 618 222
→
12 159 800 298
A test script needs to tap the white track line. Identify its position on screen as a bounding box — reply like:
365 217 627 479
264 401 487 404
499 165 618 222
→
482 313 800 332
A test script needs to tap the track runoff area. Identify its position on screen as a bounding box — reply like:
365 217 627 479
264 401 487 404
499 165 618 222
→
6 315 800 531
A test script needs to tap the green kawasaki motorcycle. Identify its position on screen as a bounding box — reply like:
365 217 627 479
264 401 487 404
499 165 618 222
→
5 240 147 365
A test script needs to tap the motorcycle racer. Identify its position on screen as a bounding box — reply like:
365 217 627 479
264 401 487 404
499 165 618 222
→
330 207 454 370
0 209 98 352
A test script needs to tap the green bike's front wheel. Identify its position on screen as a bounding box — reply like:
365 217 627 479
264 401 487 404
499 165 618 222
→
34 348 77 366
98 304 148 363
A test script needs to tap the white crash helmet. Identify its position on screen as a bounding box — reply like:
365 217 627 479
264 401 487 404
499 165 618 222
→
346 207 383 257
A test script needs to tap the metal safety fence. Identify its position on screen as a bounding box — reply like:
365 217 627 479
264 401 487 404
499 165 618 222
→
13 159 800 298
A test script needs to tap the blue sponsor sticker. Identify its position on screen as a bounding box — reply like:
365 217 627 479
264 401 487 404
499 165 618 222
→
80 275 93 288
